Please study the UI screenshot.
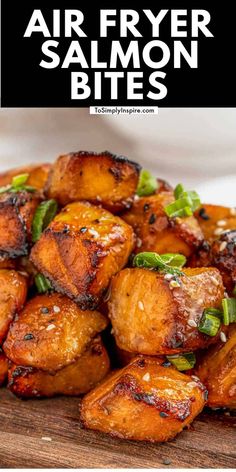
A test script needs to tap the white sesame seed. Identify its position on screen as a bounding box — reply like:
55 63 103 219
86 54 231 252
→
142 372 150 382
230 207 236 216
187 381 198 388
88 229 99 238
224 411 231 416
220 331 227 343
46 324 56 331
188 319 197 328
41 437 52 442
169 280 180 288
217 220 227 227
53 305 60 313
219 241 227 252
211 277 219 286
191 375 200 382
134 195 140 202
214 228 224 236
136 238 142 248
164 273 173 281
138 301 144 311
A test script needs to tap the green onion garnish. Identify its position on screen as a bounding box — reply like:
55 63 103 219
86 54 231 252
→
198 309 221 336
165 183 201 218
11 173 29 188
0 173 36 194
222 298 236 325
136 170 158 197
35 274 52 293
32 199 58 243
133 251 186 276
167 352 196 371
174 183 185 200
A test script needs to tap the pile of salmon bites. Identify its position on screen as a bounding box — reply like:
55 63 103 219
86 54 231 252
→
0 151 235 443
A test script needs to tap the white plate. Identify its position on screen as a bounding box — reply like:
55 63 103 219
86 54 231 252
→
195 176 236 207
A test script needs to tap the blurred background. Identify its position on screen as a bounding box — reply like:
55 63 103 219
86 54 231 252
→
0 108 235 205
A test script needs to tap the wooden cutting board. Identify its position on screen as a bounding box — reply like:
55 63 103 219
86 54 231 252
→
0 388 235 468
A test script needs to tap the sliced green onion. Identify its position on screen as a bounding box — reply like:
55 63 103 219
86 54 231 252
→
12 173 29 188
136 169 157 197
35 274 52 293
133 251 186 276
32 199 58 243
198 309 221 336
10 185 36 193
185 190 201 212
156 253 186 268
167 352 196 371
165 184 201 218
202 307 222 317
222 298 236 325
0 173 36 195
174 183 185 200
165 198 193 218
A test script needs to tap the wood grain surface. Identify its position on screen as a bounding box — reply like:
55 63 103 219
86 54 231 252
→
0 388 235 469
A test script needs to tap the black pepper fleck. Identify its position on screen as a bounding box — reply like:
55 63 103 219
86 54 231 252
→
160 411 169 418
41 307 49 314
143 203 150 212
149 213 156 224
24 334 34 341
80 227 87 233
162 360 171 367
199 208 210 221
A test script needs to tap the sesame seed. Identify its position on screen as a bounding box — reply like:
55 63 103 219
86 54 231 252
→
136 238 142 248
191 375 200 382
89 229 99 238
134 195 140 202
187 381 198 388
46 324 56 331
188 319 197 328
230 207 236 216
211 277 219 286
142 372 150 382
224 411 231 416
164 273 173 281
219 241 227 252
41 437 52 442
214 228 224 236
53 306 60 313
138 301 144 311
217 220 227 227
220 331 227 343
169 280 180 288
